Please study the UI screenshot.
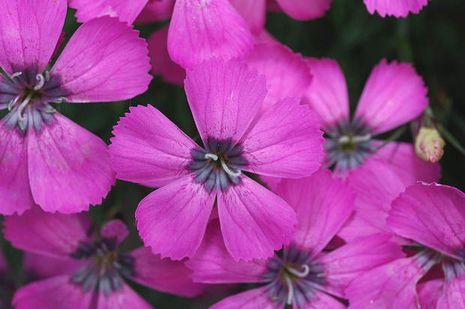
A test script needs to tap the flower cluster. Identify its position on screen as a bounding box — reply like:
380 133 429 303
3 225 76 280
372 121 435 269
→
0 0 461 309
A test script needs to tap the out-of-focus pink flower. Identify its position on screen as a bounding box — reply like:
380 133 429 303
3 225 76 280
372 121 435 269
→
0 0 151 215
363 0 428 18
4 208 204 309
109 59 324 261
187 170 403 308
69 0 149 24
347 183 465 308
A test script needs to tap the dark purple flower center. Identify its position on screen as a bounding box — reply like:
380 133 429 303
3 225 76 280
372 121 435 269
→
188 137 248 192
0 67 67 132
263 245 326 307
325 119 375 171
70 238 134 296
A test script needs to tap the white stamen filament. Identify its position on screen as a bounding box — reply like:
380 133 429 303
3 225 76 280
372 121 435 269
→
9 72 22 79
338 134 372 144
7 95 20 111
33 74 45 90
205 153 219 161
205 153 242 177
17 93 34 122
284 275 294 305
286 264 310 278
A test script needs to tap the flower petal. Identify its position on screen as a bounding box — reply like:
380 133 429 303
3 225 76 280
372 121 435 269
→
101 220 129 244
136 176 215 260
277 169 354 255
321 234 404 296
185 59 266 144
388 183 465 260
218 176 296 261
276 0 331 20
130 247 204 297
303 58 350 130
354 60 428 134
246 42 312 106
51 16 151 103
13 276 93 309
0 121 33 215
187 220 268 283
148 25 185 85
136 0 175 23
242 97 324 178
345 257 428 309
436 276 465 309
364 0 428 18
371 141 441 184
168 0 253 68
4 207 90 258
417 279 442 309
0 0 66 73
24 253 83 279
210 287 276 309
96 284 152 309
69 0 149 24
27 113 114 213
229 0 266 34
110 105 197 187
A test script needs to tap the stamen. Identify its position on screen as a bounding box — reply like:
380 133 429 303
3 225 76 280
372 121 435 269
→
9 72 22 79
338 135 350 144
352 134 372 143
33 74 45 90
220 160 241 177
7 96 20 111
286 264 310 278
16 93 34 128
284 275 294 305
205 153 219 161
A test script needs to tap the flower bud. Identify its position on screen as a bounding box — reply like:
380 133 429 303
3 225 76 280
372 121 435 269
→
415 127 445 163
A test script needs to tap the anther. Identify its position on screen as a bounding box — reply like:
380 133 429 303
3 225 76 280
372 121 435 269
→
205 153 219 161
34 74 45 90
286 264 310 278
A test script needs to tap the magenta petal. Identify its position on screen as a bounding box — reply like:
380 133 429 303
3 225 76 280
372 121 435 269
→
137 0 175 23
4 207 89 258
354 59 428 134
345 257 427 309
417 280 442 309
185 59 266 144
27 113 114 213
242 97 324 178
130 247 204 297
69 0 149 24
304 291 346 309
148 26 185 86
24 253 83 279
371 141 441 184
0 122 33 215
51 16 151 103
168 0 253 69
187 221 268 284
101 220 129 244
364 0 428 17
218 176 296 261
0 0 66 73
388 183 465 260
276 0 331 20
229 0 266 34
210 287 276 309
246 42 312 106
96 283 152 309
436 277 465 309
136 176 215 260
110 105 197 187
13 276 93 309
277 169 354 255
303 58 350 130
321 234 404 295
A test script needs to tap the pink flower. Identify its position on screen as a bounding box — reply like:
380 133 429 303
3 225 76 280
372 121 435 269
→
109 59 324 261
346 182 465 308
4 208 204 309
187 170 404 308
0 0 151 215
363 0 428 18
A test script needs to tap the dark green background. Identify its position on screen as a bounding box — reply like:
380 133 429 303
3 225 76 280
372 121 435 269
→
1 0 464 307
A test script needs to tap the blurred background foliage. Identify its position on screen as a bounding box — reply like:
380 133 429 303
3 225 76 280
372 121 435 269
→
1 0 465 307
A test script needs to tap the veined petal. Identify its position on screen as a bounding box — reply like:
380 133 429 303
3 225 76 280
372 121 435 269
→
0 0 66 73
437 276 465 309
168 0 253 68
364 0 428 18
27 113 114 213
210 287 276 309
229 0 266 34
110 105 197 187
136 0 175 23
218 176 296 261
69 0 149 24
136 176 215 260
51 16 151 103
417 279 442 309
96 282 152 309
276 0 331 20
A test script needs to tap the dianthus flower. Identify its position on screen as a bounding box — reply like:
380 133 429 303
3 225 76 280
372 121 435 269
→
0 0 151 215
346 183 465 308
109 59 324 261
4 209 203 308
363 0 428 18
187 170 403 308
